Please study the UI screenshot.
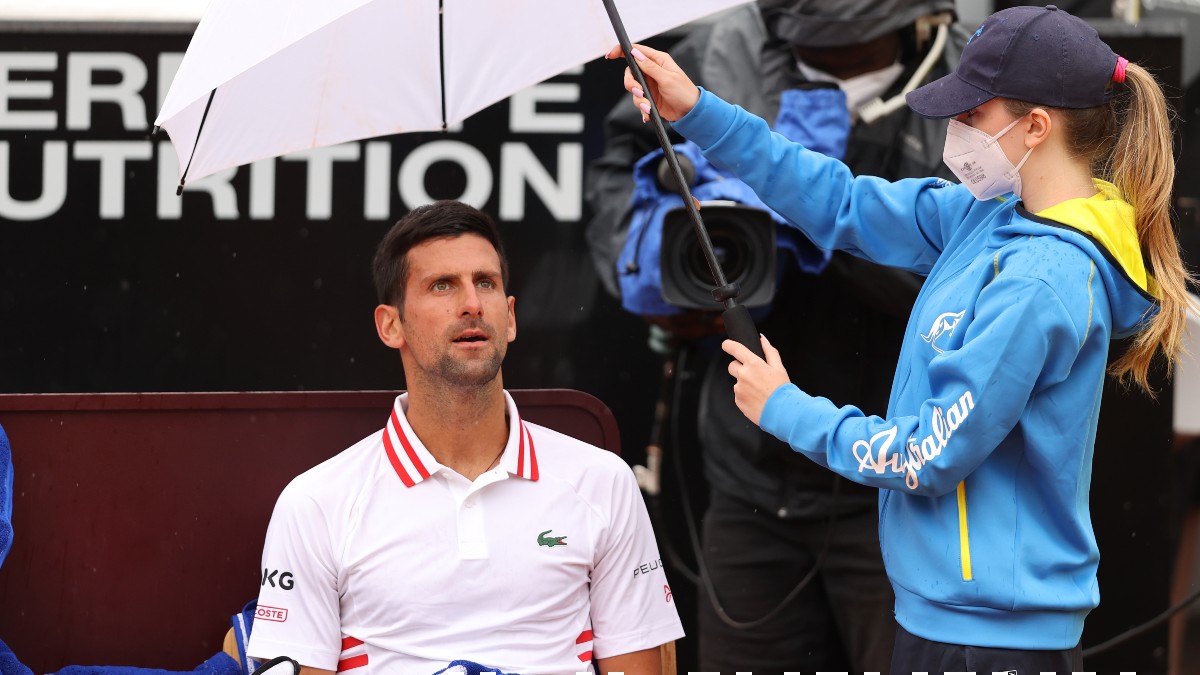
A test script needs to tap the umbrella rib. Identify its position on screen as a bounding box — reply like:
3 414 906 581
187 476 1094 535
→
438 0 447 131
177 88 218 196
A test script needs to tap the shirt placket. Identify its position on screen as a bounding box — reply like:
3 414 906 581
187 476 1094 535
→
441 468 508 560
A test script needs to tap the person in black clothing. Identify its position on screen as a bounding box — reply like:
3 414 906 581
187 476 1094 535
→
584 1 968 671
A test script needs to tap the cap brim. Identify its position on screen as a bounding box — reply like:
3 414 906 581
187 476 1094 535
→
905 72 996 119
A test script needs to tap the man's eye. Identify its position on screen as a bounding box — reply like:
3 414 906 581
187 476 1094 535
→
478 279 495 289
433 281 451 292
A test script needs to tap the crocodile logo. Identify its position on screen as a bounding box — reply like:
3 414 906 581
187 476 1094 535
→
537 530 567 547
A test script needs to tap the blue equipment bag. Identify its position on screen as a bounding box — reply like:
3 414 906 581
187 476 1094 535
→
616 86 850 317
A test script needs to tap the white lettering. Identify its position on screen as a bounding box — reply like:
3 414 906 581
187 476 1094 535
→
509 83 583 133
398 140 491 209
363 141 391 220
932 406 949 447
0 140 67 219
946 400 964 431
0 53 57 130
249 159 275 220
156 53 184 115
74 141 153 218
157 141 238 219
283 143 360 220
853 390 977 490
67 53 148 131
852 426 903 476
499 142 581 221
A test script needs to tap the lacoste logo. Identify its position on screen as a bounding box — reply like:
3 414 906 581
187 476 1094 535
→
921 310 966 353
255 605 288 623
537 529 567 547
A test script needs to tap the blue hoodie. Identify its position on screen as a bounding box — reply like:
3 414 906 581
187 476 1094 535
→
673 89 1158 650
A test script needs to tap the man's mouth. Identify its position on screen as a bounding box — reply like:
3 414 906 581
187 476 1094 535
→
453 330 489 343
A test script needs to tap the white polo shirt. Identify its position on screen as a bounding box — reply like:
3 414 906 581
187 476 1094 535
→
247 391 683 675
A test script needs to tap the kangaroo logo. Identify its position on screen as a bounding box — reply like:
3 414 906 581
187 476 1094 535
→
921 310 965 353
537 530 567 547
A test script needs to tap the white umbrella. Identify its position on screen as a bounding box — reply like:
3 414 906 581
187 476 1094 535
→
154 0 751 187
155 0 765 357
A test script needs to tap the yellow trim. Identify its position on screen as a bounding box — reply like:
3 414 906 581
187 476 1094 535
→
957 481 973 581
1036 178 1155 297
993 252 1000 280
1082 262 1095 349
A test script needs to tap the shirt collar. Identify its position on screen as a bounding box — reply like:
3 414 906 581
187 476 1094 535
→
382 391 539 488
498 390 539 481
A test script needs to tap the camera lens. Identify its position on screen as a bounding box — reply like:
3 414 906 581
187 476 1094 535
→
684 226 750 288
659 203 777 309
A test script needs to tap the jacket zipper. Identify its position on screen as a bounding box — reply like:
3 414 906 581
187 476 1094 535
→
956 480 973 581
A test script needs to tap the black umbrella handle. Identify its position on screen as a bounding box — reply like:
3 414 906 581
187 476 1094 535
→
599 0 764 360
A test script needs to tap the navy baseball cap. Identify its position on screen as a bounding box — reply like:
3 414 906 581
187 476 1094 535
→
906 5 1121 119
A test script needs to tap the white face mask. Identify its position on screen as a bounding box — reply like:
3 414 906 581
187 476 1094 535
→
942 116 1034 201
795 60 904 122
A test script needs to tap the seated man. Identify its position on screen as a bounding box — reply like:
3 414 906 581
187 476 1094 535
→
247 200 683 675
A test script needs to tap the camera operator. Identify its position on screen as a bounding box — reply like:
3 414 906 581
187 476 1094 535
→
584 1 968 672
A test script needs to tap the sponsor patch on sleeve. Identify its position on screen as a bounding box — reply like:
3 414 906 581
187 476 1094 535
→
255 605 289 622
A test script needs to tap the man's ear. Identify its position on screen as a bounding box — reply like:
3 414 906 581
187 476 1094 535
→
506 295 517 344
375 304 405 349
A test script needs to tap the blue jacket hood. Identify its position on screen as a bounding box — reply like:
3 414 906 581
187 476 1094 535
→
1002 179 1159 338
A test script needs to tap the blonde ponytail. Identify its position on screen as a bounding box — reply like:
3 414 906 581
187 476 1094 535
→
1105 62 1198 394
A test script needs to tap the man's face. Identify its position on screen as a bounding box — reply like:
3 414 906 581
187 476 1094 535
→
389 234 515 388
792 30 901 80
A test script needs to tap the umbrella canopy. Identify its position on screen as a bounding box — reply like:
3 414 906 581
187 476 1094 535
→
155 0 751 185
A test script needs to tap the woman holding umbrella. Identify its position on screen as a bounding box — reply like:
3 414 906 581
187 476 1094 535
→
613 4 1196 671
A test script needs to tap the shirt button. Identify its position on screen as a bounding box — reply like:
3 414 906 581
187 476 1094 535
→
464 498 475 508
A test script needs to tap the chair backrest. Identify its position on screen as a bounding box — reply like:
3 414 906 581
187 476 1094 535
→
0 390 620 674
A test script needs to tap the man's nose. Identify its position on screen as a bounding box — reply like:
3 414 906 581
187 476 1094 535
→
459 285 483 316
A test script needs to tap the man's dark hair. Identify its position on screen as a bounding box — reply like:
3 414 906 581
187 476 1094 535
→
372 200 510 312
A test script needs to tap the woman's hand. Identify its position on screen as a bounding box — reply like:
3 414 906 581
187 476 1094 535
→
606 43 700 123
722 335 791 426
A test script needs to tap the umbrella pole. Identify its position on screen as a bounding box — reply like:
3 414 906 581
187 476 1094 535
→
599 0 764 359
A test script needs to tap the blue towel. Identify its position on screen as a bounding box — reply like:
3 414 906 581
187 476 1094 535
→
0 429 31 675
49 653 239 675
0 636 34 675
1 424 14 569
230 601 260 675
430 661 521 675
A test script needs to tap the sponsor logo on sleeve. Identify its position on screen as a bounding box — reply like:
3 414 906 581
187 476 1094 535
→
255 605 289 622
632 558 663 578
261 568 295 590
664 585 673 603
852 390 976 490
